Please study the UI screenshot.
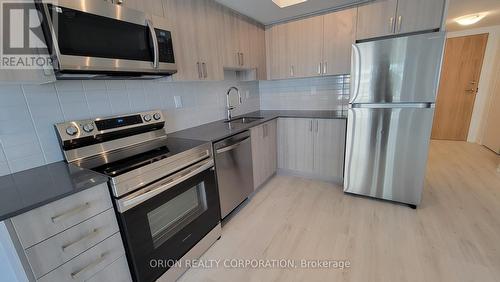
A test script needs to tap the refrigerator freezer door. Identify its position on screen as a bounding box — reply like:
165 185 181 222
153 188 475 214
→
344 106 435 205
350 32 445 104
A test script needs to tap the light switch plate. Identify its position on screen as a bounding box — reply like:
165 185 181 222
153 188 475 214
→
174 96 183 109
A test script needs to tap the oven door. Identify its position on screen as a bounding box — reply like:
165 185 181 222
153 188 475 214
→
38 0 176 75
116 159 220 282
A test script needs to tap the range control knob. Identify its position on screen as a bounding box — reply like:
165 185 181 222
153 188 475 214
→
65 125 78 136
144 114 152 122
153 113 161 120
83 123 95 133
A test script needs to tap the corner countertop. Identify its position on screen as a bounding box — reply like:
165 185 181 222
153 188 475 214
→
0 162 109 221
169 110 347 142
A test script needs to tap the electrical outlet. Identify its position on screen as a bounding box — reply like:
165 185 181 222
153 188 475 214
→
174 96 183 109
311 86 317 95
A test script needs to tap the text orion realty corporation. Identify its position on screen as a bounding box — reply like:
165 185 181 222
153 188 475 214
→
1 1 53 69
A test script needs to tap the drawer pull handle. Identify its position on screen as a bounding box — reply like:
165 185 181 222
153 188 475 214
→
62 228 101 252
51 202 91 223
70 252 107 280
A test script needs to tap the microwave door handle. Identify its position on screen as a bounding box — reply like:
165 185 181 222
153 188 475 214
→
146 19 159 69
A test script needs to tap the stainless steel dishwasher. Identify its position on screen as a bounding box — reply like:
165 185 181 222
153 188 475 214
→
214 131 254 219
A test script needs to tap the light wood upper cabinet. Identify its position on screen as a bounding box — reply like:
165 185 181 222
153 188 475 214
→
323 8 356 76
356 0 445 40
220 6 241 68
114 0 165 17
266 8 357 79
294 16 324 78
356 0 398 41
396 0 445 34
163 0 223 81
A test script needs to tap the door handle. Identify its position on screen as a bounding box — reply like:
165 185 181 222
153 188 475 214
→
389 17 395 33
397 16 402 33
290 65 295 77
318 62 322 75
315 120 319 133
240 53 244 66
146 19 159 69
309 120 313 132
62 228 101 252
197 62 202 79
323 61 328 74
202 62 208 79
465 89 477 94
51 202 90 223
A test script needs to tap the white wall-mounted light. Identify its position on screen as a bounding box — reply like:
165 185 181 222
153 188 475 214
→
455 13 488 26
272 0 308 8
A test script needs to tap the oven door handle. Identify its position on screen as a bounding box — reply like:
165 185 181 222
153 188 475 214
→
117 159 214 213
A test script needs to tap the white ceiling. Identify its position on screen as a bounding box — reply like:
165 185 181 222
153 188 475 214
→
446 0 500 31
214 0 371 25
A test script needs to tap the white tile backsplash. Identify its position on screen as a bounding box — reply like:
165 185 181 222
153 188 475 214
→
0 79 260 176
260 75 350 111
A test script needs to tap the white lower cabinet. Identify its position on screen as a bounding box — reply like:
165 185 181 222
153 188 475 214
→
278 118 346 182
251 119 278 190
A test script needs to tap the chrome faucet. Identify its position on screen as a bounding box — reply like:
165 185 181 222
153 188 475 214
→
226 86 242 121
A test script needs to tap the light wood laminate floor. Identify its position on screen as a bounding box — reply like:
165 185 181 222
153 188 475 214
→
178 141 500 282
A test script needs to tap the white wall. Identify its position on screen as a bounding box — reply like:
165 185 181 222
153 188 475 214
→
0 79 260 176
446 25 500 143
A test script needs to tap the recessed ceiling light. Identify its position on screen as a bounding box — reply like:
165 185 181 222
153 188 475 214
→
455 13 487 26
272 0 308 8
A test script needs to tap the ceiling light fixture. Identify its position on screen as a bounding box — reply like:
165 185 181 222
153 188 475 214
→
272 0 308 8
455 13 487 26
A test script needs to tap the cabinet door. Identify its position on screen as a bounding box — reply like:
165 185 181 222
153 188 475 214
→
356 0 398 40
266 24 291 80
238 16 253 69
119 0 164 17
323 8 356 76
395 0 445 34
251 125 266 190
277 118 314 173
196 0 223 80
265 119 278 179
165 0 203 81
313 119 346 182
293 16 324 78
220 6 241 68
250 23 267 80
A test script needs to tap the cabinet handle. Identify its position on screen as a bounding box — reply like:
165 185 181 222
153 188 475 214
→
315 120 319 133
51 202 90 223
197 62 202 79
202 62 207 79
397 16 402 33
323 61 328 75
309 120 313 132
318 62 322 75
240 53 244 66
70 252 107 280
389 17 395 33
290 65 294 77
62 228 101 252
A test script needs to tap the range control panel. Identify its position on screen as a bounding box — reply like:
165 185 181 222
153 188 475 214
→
55 110 165 143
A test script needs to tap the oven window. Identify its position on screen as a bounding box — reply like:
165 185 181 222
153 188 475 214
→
147 183 208 249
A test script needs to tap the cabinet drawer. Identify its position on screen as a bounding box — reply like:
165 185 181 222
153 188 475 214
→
12 183 112 248
37 233 125 282
25 209 119 279
86 256 132 282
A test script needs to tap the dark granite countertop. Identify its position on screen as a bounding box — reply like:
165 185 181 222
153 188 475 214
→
0 162 109 221
170 110 347 142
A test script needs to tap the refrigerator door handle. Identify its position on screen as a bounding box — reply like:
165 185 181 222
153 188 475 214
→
349 44 362 104
350 103 434 109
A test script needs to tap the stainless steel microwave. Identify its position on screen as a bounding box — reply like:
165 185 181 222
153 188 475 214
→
37 0 177 79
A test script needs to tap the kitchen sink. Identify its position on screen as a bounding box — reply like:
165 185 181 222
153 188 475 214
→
225 117 264 124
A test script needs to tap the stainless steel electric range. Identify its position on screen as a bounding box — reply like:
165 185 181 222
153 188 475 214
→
55 110 221 282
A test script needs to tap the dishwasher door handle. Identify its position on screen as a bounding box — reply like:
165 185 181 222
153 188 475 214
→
216 137 250 154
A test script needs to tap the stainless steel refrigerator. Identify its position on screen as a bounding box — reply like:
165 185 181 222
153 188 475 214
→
344 32 446 208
